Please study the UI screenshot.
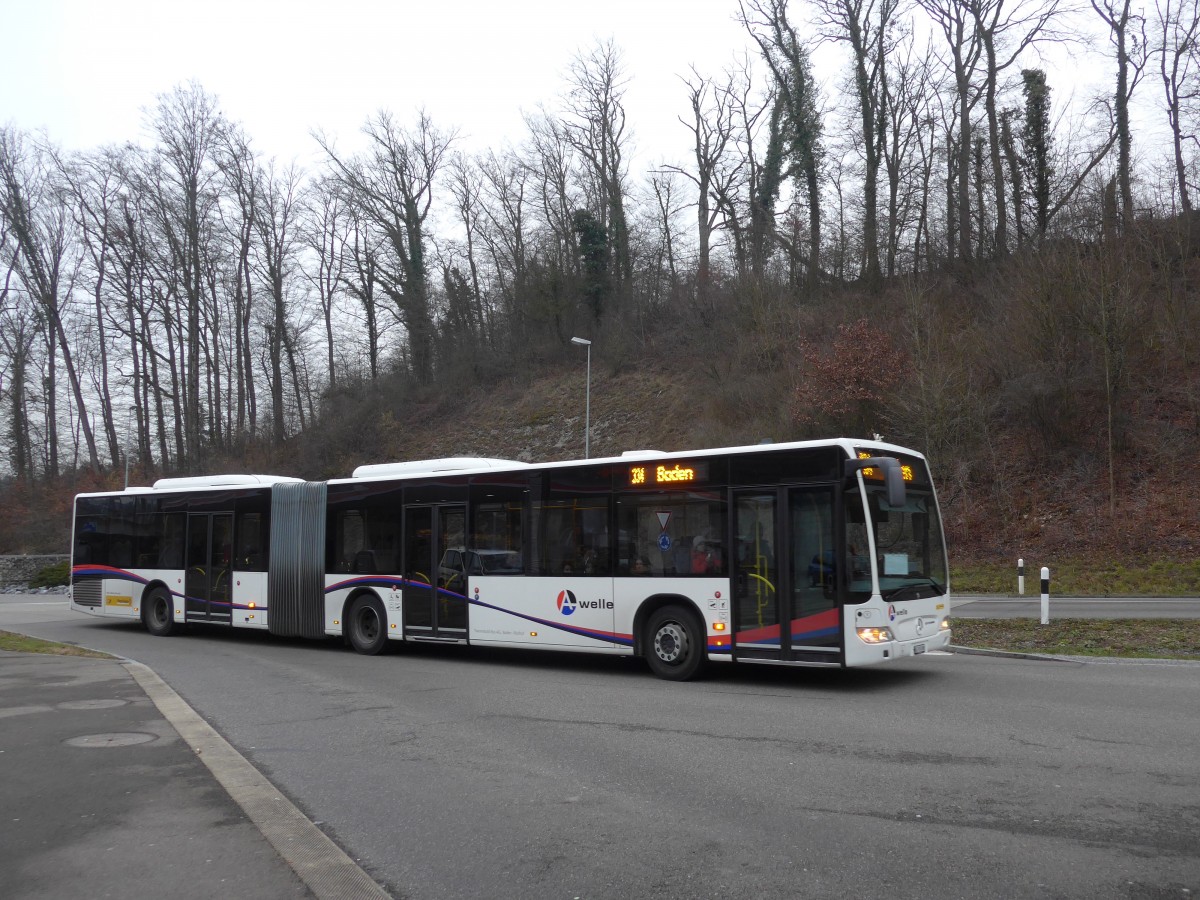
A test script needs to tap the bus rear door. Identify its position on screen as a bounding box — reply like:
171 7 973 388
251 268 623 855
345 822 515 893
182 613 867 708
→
185 512 234 625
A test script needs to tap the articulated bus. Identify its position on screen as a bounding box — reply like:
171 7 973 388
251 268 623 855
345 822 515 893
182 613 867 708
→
69 439 951 679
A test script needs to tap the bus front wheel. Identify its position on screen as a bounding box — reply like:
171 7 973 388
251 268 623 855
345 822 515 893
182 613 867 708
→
347 595 389 655
143 588 177 637
645 605 705 681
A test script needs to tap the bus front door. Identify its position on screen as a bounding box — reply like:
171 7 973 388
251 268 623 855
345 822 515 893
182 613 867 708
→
734 493 781 653
184 512 233 624
402 504 468 640
733 488 838 663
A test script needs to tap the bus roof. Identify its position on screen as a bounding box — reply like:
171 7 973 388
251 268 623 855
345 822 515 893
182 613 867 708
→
74 438 926 499
151 474 305 490
351 457 528 479
328 437 925 486
74 474 303 500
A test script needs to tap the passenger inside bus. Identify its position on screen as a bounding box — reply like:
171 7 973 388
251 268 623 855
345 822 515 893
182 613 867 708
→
691 536 722 574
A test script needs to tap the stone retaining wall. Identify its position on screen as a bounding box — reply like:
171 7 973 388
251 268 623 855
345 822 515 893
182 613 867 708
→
0 555 69 586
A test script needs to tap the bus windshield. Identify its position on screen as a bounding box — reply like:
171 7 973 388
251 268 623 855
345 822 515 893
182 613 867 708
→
846 483 948 603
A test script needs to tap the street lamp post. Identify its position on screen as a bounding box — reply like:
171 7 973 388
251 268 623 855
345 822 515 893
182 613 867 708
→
124 405 137 490
570 337 591 459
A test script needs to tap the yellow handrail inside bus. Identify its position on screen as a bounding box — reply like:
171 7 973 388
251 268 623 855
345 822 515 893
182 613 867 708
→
748 571 775 592
750 556 774 627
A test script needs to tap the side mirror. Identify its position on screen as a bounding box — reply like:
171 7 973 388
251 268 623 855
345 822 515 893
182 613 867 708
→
845 456 906 509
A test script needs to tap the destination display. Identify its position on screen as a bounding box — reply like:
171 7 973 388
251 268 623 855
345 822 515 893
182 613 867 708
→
856 451 917 483
628 461 710 488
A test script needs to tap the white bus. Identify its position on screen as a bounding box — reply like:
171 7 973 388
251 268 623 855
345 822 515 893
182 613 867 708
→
69 439 951 679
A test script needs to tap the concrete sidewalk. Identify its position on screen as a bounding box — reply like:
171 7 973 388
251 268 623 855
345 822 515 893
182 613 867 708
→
0 651 388 899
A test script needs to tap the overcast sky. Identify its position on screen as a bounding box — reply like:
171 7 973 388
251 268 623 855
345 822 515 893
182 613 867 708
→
1 0 1149 184
0 0 765 169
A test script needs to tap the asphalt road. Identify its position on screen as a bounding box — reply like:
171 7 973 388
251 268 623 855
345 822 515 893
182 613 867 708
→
3 594 1198 899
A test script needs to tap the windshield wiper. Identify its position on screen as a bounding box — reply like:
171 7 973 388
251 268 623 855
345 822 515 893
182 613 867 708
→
883 578 944 603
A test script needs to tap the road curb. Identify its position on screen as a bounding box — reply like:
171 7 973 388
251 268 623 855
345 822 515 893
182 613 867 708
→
123 660 391 900
948 645 1200 665
948 644 1081 663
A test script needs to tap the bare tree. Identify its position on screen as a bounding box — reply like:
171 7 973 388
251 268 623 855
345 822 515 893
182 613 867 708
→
1154 0 1200 215
883 33 942 272
106 151 163 472
0 257 39 483
706 63 775 279
970 0 1065 255
445 154 489 347
672 66 742 304
144 82 224 459
919 0 984 260
342 207 384 381
217 124 261 443
252 159 306 440
477 147 531 335
522 110 580 274
814 0 900 286
318 111 455 384
520 110 586 338
1092 0 1148 230
302 174 348 388
646 167 686 315
1000 106 1026 244
54 145 125 466
561 40 634 310
739 0 825 284
0 127 99 473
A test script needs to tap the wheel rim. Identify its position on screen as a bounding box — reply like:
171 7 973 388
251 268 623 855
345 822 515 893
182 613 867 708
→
654 621 689 665
152 597 169 628
357 606 380 643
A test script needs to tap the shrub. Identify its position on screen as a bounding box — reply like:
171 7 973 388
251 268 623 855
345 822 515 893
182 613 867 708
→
30 561 69 588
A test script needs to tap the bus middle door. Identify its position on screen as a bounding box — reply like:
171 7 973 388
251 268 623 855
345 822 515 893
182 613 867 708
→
185 512 233 624
402 504 468 640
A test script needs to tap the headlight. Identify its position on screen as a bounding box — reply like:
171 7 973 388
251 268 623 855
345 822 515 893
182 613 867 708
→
857 626 894 644
939 617 951 631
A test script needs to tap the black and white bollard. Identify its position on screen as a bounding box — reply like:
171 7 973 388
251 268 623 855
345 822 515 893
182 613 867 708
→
1018 558 1025 596
1040 567 1050 625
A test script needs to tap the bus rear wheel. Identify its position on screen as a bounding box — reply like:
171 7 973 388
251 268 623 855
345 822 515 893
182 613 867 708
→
143 588 177 637
645 605 705 681
347 595 389 655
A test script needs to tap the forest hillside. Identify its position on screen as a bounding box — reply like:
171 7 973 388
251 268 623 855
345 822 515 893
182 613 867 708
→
5 215 1198 569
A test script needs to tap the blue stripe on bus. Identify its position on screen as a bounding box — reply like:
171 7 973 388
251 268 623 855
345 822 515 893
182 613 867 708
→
325 575 466 601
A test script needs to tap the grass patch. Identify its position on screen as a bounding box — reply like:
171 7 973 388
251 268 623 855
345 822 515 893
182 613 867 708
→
951 618 1200 660
0 630 113 659
952 556 1200 595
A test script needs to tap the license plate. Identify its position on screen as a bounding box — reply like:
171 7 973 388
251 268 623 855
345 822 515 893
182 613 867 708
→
913 643 926 655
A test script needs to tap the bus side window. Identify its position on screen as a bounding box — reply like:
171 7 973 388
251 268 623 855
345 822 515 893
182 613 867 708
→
469 499 524 575
616 492 726 576
538 498 610 576
236 512 266 571
74 516 106 566
158 514 186 569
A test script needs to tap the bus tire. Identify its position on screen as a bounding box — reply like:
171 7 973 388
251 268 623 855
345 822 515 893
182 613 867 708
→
644 605 705 681
347 595 389 655
143 588 177 637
